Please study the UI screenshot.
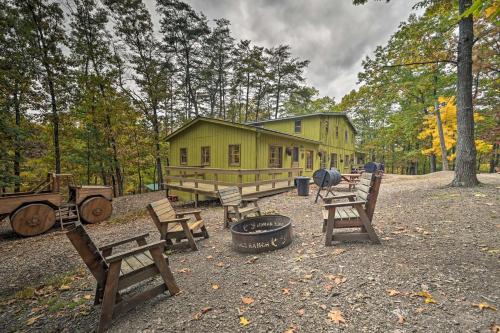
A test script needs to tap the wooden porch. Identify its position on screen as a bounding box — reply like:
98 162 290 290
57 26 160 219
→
164 166 304 204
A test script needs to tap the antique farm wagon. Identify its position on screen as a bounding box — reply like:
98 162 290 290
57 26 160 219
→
0 173 113 236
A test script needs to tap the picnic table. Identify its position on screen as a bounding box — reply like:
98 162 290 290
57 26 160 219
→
341 173 361 190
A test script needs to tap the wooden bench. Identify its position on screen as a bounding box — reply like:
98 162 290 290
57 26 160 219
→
322 172 382 245
66 224 179 333
218 187 261 228
147 198 209 251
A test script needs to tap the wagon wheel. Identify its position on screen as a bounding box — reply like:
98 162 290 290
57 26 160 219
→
10 203 56 236
79 197 112 224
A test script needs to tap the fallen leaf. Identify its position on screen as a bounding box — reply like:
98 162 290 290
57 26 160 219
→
193 306 213 320
177 268 191 274
83 294 92 300
303 274 313 280
473 302 497 311
206 255 213 260
242 296 254 305
59 284 71 291
246 256 259 264
332 249 346 255
216 262 225 267
387 289 400 296
297 308 305 316
282 288 290 295
491 324 500 333
326 274 346 285
415 291 437 304
239 316 250 326
324 284 334 292
328 309 346 325
212 284 220 290
283 325 297 333
397 313 405 324
319 304 327 310
26 315 41 326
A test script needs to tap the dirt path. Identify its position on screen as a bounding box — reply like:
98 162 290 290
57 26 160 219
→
0 171 499 332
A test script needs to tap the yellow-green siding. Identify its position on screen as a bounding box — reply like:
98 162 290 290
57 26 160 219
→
257 114 356 172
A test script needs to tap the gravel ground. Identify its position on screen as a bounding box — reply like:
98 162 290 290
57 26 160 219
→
0 171 499 333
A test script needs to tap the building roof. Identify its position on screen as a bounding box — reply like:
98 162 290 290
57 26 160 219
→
165 116 321 144
247 112 357 134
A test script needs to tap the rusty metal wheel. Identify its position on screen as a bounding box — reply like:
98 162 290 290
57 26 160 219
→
79 196 112 224
10 203 56 236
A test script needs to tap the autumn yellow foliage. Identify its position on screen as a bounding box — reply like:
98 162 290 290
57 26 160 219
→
418 96 492 160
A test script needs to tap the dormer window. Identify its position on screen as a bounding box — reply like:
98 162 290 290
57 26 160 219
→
294 120 301 133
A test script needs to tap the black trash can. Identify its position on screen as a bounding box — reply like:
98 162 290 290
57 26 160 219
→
295 176 311 196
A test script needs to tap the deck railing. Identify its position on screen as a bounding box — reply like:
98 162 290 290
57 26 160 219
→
164 166 303 194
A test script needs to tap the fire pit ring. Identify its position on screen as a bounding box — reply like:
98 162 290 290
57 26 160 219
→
231 215 293 254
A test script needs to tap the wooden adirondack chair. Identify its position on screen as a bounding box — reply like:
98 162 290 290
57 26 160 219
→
147 198 209 251
217 187 261 228
66 224 179 333
322 172 382 246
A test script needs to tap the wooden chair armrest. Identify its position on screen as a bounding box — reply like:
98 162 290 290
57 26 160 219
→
159 217 190 224
222 203 239 207
176 210 202 217
242 197 259 202
323 194 356 203
99 233 149 251
324 201 366 209
106 240 166 263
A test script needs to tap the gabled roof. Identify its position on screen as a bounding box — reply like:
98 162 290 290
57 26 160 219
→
247 112 357 134
165 116 321 144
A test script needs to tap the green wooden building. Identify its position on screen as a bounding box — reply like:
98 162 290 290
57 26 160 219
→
164 113 357 201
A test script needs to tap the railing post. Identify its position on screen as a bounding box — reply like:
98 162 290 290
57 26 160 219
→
288 171 292 186
179 171 183 186
271 172 276 189
238 173 243 194
255 172 260 192
194 171 198 188
214 173 219 192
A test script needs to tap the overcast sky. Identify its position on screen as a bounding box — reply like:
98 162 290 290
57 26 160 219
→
146 0 418 100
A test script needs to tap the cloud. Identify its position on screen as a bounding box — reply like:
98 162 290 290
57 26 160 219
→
146 0 416 100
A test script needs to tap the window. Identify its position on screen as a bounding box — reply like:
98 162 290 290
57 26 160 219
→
294 120 302 133
228 144 240 166
268 145 283 168
335 126 339 139
345 130 348 142
330 153 338 168
180 148 187 165
201 146 210 166
305 150 313 170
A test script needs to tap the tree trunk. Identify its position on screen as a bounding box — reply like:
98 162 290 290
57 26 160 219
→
13 88 21 192
152 105 164 190
275 74 282 119
244 72 250 122
48 79 61 174
429 153 436 173
489 143 498 173
434 102 449 171
452 0 478 186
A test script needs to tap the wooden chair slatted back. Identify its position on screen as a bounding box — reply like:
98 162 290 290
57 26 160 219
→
148 199 176 228
362 172 382 219
66 224 108 286
355 172 373 202
218 187 242 206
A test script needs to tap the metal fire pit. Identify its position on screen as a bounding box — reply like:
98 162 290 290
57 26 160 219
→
231 215 293 254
